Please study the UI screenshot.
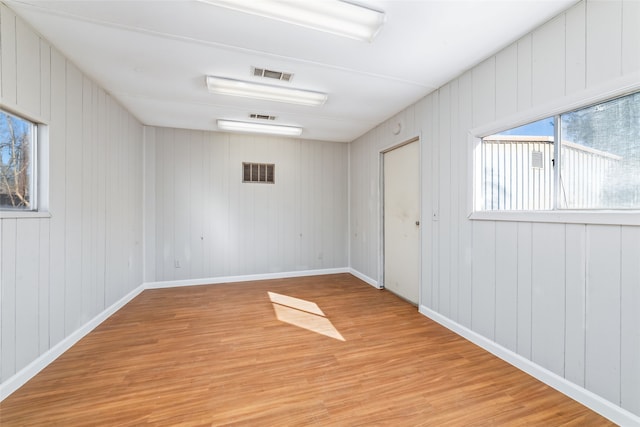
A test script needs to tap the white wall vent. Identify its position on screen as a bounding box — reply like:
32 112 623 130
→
252 67 293 82
243 162 275 184
250 113 277 120
531 150 544 169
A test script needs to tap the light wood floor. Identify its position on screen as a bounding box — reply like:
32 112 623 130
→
1 274 612 426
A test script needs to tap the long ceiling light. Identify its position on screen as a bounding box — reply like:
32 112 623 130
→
217 119 303 136
201 0 386 42
206 76 327 106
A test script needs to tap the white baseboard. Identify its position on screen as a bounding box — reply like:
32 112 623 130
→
419 305 640 427
2 268 352 402
144 267 350 289
0 284 145 402
348 268 380 289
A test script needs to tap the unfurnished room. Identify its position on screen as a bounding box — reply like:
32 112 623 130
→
0 0 639 425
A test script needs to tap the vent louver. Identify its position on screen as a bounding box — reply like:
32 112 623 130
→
250 113 277 120
243 162 275 184
252 67 293 82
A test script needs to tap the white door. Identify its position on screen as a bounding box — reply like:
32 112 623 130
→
383 139 420 304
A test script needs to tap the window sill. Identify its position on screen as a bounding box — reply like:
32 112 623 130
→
469 210 640 226
0 210 51 219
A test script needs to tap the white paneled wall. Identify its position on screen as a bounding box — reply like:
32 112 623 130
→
0 6 143 383
145 128 348 282
349 0 640 419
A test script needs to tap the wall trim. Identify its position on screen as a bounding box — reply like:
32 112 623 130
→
144 267 350 289
0 284 146 402
418 305 640 427
348 268 380 289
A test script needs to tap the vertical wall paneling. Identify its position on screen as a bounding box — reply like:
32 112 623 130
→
64 63 83 334
37 219 50 354
253 137 269 273
0 7 3 99
431 92 440 310
495 44 518 118
532 15 566 105
103 97 116 303
298 138 311 271
1 219 17 381
174 129 191 280
90 83 99 312
190 132 205 278
211 133 230 277
415 96 432 307
15 18 39 116
39 40 50 121
517 35 533 112
565 1 586 95
148 129 348 282
457 72 473 328
48 47 67 347
494 221 518 352
158 128 175 280
620 226 640 414
564 224 586 386
81 77 93 323
585 225 621 405
516 222 533 359
348 0 640 419
143 127 156 282
472 57 495 129
438 85 451 317
1 5 17 105
153 128 165 280
95 87 107 312
449 79 460 322
0 8 144 386
14 219 40 372
586 0 622 87
0 221 2 372
531 223 565 376
622 0 640 75
471 221 495 340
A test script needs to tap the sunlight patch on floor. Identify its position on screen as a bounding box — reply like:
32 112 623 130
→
268 292 345 341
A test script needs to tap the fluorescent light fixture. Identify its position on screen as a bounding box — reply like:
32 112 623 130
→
206 76 327 106
217 119 303 136
201 0 385 42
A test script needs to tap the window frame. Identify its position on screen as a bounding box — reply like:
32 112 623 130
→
469 76 640 226
0 104 49 219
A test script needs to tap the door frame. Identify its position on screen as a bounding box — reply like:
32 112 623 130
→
379 135 423 306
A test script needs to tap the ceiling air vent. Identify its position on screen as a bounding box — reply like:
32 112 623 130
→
252 67 293 82
250 113 276 120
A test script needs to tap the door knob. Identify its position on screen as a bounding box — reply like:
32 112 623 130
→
415 221 420 226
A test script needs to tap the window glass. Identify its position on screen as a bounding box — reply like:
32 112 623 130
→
480 117 555 210
560 91 640 209
0 110 36 210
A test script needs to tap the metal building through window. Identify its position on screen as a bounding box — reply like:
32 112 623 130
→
477 89 640 211
243 162 275 184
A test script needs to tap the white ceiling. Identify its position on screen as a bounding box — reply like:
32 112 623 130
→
7 0 577 142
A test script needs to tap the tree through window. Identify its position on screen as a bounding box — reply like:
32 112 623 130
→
0 109 36 210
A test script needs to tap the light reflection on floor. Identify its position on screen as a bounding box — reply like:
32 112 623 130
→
268 291 345 341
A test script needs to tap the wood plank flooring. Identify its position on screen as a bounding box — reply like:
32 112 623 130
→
0 274 613 426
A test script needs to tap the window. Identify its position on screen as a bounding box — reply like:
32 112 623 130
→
243 162 275 184
477 90 640 211
559 91 640 209
0 109 37 210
